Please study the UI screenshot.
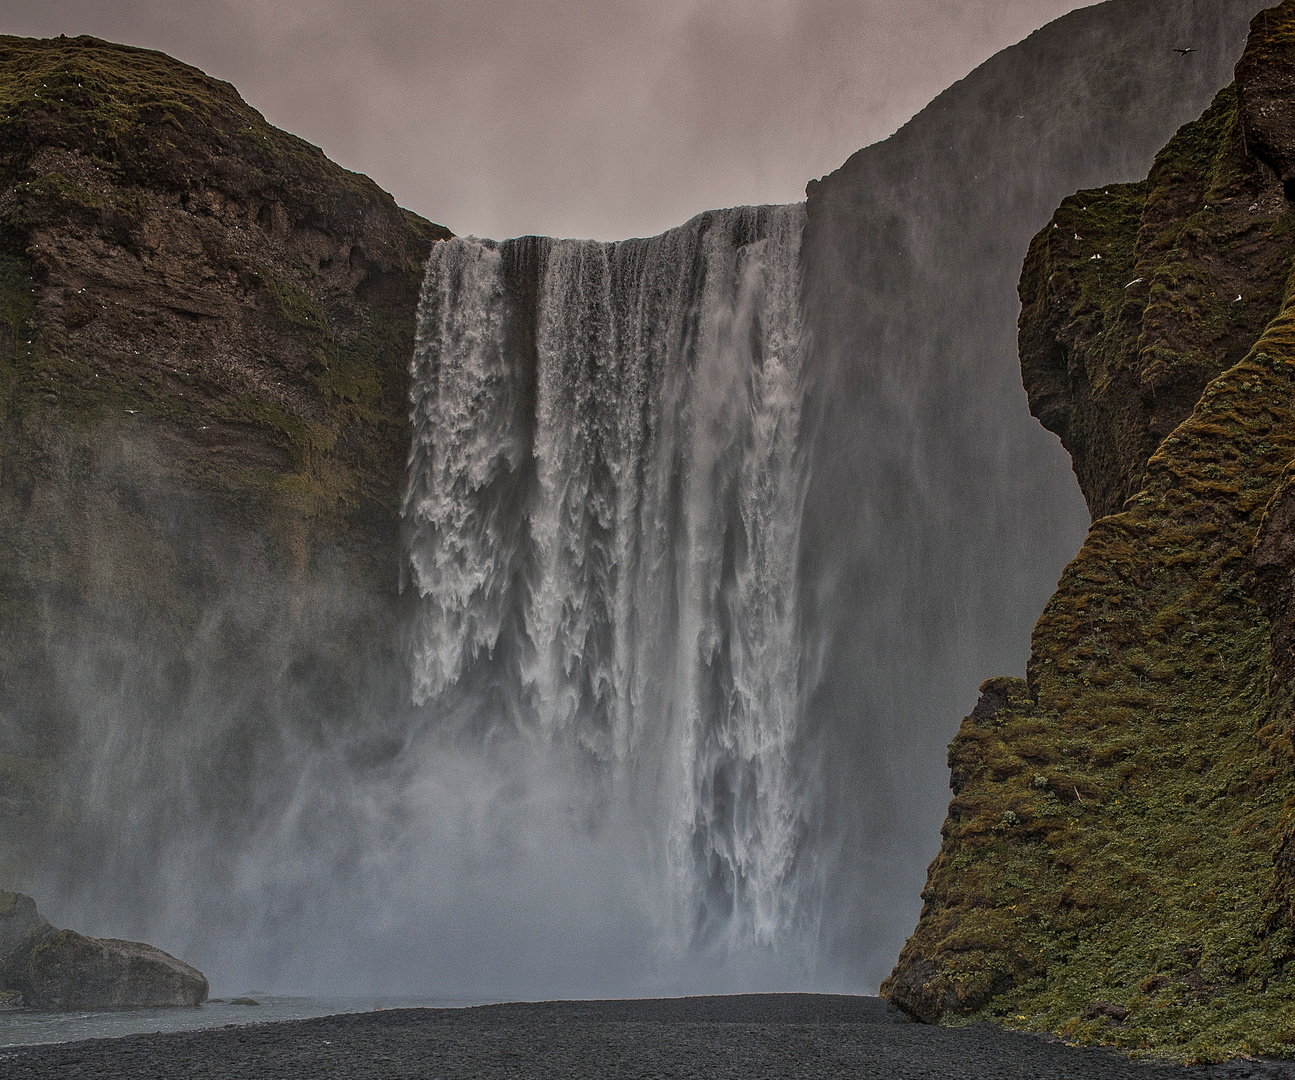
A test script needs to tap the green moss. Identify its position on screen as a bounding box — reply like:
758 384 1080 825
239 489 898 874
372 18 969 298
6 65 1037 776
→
265 275 331 339
1019 82 1294 520
898 207 1295 1067
0 34 378 201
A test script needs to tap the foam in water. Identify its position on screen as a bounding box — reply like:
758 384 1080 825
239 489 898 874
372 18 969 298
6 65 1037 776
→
405 204 810 953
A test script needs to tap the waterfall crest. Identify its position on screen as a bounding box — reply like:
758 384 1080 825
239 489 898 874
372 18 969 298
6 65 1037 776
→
405 204 810 948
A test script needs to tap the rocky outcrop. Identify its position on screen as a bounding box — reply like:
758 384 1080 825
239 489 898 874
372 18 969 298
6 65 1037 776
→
796 0 1265 970
0 890 207 1008
0 35 449 892
885 1 1295 1061
1237 5 1295 196
1017 80 1290 520
0 889 50 958
3 931 208 1010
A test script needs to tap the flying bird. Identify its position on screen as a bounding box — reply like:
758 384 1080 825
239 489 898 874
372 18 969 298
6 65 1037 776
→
1174 47 1197 55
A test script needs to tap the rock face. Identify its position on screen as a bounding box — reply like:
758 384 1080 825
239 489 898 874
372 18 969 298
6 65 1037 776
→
0 35 448 896
1017 86 1291 520
884 1 1295 1060
0 890 207 1008
797 0 1265 978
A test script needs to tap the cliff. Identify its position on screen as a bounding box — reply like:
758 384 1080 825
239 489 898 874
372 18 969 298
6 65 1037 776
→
884 2 1295 1060
0 35 448 891
798 0 1267 982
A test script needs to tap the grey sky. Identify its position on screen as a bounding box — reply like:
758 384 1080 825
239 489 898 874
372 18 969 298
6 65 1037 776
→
1 0 1091 240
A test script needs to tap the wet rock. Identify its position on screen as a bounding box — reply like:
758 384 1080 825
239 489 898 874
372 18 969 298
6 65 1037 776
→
1083 1002 1129 1023
0 890 207 1009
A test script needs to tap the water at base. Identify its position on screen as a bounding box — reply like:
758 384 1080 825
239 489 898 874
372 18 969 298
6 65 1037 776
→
0 996 481 1048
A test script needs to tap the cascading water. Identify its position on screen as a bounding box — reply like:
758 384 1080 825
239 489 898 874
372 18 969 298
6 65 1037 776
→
404 204 811 951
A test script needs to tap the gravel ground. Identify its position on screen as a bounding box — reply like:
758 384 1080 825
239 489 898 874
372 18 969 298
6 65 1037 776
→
1 994 1293 1079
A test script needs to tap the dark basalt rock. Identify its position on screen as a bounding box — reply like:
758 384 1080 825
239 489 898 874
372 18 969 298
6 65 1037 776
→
1083 1001 1130 1023
1237 5 1295 196
0 890 207 1009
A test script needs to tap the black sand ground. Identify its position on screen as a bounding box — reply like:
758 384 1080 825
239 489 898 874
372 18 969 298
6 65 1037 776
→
1 994 1293 1079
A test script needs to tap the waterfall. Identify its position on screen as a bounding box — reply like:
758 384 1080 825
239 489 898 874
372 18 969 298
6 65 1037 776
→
12 0 1262 1001
404 204 810 949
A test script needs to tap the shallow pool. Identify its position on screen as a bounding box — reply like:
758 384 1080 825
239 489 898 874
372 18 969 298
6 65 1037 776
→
0 995 480 1046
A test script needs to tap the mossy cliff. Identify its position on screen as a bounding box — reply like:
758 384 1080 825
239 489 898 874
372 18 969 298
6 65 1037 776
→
0 36 448 884
884 2 1295 1061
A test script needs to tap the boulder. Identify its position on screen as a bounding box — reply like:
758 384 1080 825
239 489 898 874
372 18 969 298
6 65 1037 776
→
0 890 208 1009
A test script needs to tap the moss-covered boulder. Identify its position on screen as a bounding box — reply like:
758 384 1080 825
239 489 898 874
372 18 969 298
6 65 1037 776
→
0 888 49 959
0 889 206 1009
2 929 207 1010
885 1 1295 1061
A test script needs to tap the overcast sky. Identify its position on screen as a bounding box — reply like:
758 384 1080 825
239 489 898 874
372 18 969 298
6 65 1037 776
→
0 0 1093 240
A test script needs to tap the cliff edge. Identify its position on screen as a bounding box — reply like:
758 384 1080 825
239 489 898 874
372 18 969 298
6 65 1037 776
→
884 2 1295 1060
